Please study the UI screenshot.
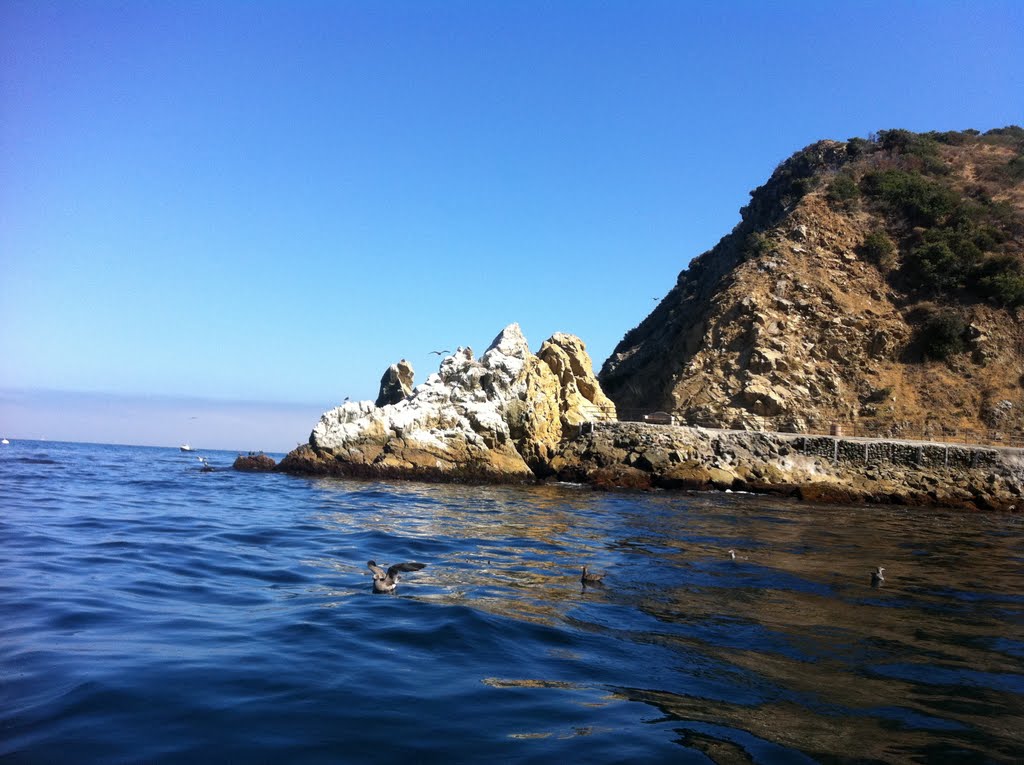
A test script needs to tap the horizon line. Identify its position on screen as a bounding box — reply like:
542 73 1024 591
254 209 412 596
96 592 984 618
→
0 385 340 411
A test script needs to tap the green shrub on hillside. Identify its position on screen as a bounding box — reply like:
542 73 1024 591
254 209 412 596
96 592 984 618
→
980 270 1024 307
905 225 990 293
984 125 1024 143
925 130 974 146
876 129 947 173
978 255 1024 306
789 176 818 199
845 137 875 159
918 311 968 360
1006 156 1024 182
760 128 1022 311
859 156 1024 301
826 173 860 209
984 199 1023 237
744 232 770 258
906 241 970 292
860 170 959 227
859 230 896 269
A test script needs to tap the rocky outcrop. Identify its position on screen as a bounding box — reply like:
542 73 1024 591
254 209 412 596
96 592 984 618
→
233 453 277 472
375 359 415 407
554 421 1022 511
278 324 617 481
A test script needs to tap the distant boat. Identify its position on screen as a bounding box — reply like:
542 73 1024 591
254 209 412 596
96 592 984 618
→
180 443 193 452
1 438 9 445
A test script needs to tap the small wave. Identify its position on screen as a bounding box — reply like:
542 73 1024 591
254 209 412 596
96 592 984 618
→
2 440 1023 764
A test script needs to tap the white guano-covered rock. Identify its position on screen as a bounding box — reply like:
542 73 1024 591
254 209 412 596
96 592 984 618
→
282 323 617 480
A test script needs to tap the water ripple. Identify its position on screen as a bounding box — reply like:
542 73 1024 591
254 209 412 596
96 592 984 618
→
1 441 1022 763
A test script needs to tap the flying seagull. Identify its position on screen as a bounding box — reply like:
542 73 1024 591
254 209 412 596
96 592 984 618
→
581 565 605 586
430 349 451 356
367 560 426 593
871 566 885 588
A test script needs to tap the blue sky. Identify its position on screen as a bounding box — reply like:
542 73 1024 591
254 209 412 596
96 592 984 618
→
1 0 1022 451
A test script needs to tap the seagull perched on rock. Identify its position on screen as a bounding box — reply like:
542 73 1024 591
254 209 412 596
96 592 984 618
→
581 565 605 586
871 566 885 588
367 560 426 593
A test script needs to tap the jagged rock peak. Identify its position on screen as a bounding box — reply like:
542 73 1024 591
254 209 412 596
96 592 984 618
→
487 322 530 357
375 358 415 407
280 323 617 481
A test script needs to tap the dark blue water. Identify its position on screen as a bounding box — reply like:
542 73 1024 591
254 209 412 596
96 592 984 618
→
2 441 1022 763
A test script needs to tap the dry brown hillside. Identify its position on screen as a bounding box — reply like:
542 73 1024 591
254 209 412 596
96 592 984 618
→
599 128 1024 442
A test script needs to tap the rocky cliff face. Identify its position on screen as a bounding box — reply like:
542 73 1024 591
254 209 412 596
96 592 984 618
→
600 128 1024 440
279 324 616 480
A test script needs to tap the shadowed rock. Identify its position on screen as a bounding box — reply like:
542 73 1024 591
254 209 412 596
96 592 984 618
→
376 359 415 407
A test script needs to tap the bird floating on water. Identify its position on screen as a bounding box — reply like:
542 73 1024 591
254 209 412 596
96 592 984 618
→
581 565 605 586
871 566 885 588
728 549 748 561
367 560 426 593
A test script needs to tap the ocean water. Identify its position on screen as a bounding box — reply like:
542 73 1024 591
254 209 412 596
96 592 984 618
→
2 441 1022 764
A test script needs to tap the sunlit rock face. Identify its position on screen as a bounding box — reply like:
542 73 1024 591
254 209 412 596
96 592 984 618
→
600 131 1024 438
279 323 617 481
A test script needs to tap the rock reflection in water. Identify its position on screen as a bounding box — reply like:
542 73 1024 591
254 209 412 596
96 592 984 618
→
302 477 1024 761
307 480 616 625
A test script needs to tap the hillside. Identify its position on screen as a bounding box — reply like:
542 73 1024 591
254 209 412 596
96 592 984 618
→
599 127 1024 441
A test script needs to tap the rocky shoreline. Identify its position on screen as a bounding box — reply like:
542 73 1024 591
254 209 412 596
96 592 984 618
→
269 324 1022 512
552 421 1022 512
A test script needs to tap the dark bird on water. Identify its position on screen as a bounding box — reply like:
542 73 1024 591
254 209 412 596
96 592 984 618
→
367 560 426 593
871 566 885 588
581 565 605 586
430 349 451 356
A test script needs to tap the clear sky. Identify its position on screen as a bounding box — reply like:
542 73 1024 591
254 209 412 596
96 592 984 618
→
2 0 1022 452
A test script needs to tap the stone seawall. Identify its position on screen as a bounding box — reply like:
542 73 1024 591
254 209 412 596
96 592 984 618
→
787 435 1001 470
552 422 1022 511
